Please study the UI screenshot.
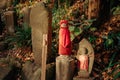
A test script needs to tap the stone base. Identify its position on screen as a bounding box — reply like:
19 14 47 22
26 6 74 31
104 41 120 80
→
73 76 93 80
56 55 75 80
22 61 55 80
22 61 41 80
78 71 89 78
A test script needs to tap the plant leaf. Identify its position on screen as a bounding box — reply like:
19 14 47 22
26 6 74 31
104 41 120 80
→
74 27 82 36
114 72 120 80
69 26 75 31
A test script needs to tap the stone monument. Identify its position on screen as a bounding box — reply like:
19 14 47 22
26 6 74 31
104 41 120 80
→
56 20 75 80
27 1 52 80
73 38 94 80
30 2 52 66
0 0 13 34
4 11 15 35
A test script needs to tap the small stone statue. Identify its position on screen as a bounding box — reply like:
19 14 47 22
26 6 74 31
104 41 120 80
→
58 20 71 55
73 38 94 80
77 47 93 78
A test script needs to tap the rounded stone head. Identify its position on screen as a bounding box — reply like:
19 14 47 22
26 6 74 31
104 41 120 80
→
78 47 88 55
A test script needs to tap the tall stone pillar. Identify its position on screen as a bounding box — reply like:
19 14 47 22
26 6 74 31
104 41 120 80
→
30 1 52 67
4 11 15 35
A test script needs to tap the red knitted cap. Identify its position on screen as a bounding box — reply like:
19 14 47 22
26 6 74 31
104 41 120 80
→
59 20 68 25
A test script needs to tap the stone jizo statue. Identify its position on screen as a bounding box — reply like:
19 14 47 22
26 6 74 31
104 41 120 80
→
74 38 94 80
77 47 93 77
58 20 71 55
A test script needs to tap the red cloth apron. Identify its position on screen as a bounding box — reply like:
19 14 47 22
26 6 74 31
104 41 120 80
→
58 20 71 55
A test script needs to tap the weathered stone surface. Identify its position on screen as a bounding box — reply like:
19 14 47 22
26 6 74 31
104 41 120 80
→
56 55 75 80
0 61 11 80
22 61 41 80
4 11 15 34
0 0 12 11
0 0 8 11
78 71 89 78
73 76 93 80
30 2 52 66
22 61 55 80
22 7 31 27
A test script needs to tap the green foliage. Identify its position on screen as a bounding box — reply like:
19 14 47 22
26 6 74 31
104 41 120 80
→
15 23 31 47
52 7 68 28
103 52 120 79
105 61 120 80
90 27 97 32
103 32 120 50
65 0 71 8
13 0 19 6
57 0 71 8
52 0 96 41
117 33 120 48
108 52 117 68
88 35 97 43
114 72 120 80
104 38 114 49
52 0 73 28
111 6 120 15
69 26 83 40
69 18 96 40
5 23 31 48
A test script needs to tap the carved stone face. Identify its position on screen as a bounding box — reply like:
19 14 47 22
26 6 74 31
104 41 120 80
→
60 23 67 28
